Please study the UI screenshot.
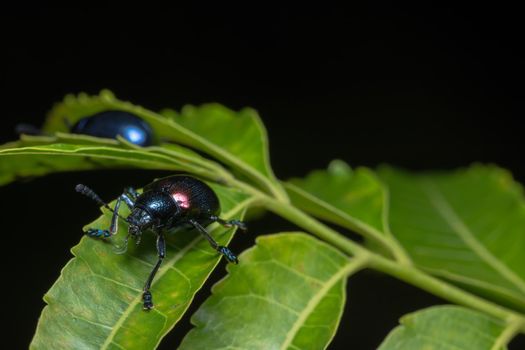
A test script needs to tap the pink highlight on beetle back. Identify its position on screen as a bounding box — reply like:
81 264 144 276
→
172 192 190 209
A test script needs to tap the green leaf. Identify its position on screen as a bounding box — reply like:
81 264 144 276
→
379 165 525 311
285 160 410 263
43 90 287 201
30 184 254 350
0 136 236 186
0 143 185 186
379 305 516 350
162 105 286 198
179 232 366 350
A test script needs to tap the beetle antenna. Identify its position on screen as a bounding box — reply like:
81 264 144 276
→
75 184 129 222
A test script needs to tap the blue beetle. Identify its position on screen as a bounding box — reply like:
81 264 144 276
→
76 175 247 310
16 110 155 147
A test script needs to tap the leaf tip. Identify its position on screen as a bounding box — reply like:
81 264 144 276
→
99 89 116 101
328 159 353 176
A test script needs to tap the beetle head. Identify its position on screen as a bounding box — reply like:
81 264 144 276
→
127 207 153 238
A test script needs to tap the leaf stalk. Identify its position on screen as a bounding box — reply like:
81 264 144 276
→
227 178 525 331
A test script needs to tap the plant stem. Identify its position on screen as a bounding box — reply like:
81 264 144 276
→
248 190 525 330
261 196 369 258
368 254 525 326
283 182 412 265
227 178 365 254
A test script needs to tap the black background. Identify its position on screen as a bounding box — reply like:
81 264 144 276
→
1 3 524 349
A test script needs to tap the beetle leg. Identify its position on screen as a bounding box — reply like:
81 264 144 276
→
111 190 140 234
120 192 135 209
125 187 140 201
76 184 135 238
112 190 140 253
189 219 238 264
83 196 122 238
209 215 247 231
86 228 112 238
108 196 122 235
142 232 166 310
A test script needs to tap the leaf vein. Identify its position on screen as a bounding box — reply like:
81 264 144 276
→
77 255 142 292
62 307 113 331
219 294 300 316
249 260 325 285
421 180 525 295
110 341 126 350
280 255 368 350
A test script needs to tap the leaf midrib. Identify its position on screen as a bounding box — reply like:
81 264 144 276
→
0 145 183 165
101 237 198 350
421 180 525 296
279 255 368 350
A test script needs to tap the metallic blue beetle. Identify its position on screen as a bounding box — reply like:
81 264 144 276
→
76 175 246 310
16 110 155 147
70 111 154 146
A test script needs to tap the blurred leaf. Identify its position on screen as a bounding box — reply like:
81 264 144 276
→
0 123 239 186
179 233 365 350
42 90 287 200
379 305 514 350
286 159 383 231
0 143 208 186
30 184 254 350
285 160 410 262
162 105 285 198
379 165 525 311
